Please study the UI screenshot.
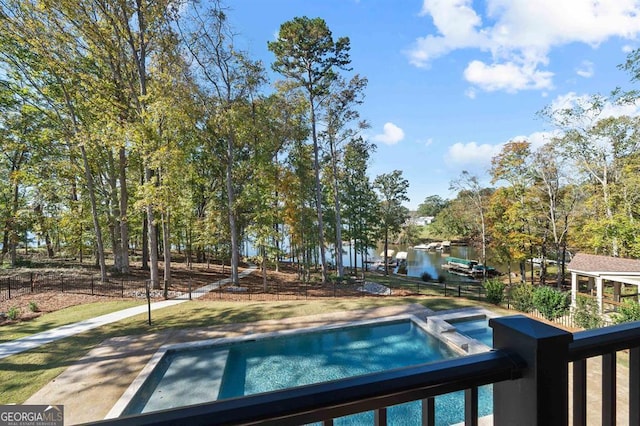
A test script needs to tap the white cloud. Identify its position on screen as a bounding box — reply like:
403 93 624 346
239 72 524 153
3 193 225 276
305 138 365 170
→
622 44 636 53
373 122 405 145
445 141 502 169
465 87 477 99
464 60 554 92
576 60 594 78
408 0 640 93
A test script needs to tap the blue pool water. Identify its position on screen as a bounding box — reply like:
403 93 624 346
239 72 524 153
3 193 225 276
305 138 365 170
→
124 320 492 425
452 318 493 347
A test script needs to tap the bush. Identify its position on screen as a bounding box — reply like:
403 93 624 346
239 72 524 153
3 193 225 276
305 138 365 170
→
420 271 433 282
509 283 535 313
573 295 602 329
614 299 640 324
532 286 569 320
7 306 19 320
397 264 407 275
437 274 446 283
484 279 506 305
28 301 39 312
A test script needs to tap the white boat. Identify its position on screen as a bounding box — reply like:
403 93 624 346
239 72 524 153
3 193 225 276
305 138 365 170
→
413 243 429 250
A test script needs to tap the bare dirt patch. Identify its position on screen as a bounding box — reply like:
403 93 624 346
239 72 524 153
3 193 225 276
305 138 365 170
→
0 292 130 323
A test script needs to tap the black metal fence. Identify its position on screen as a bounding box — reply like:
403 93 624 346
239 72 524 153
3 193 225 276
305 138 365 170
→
0 272 149 302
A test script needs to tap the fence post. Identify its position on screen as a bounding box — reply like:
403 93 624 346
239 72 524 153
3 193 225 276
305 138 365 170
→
7 278 10 300
458 285 461 297
444 283 447 297
145 280 152 326
122 279 125 298
189 278 192 301
91 278 94 295
61 274 64 292
478 286 482 300
491 315 573 426
30 273 34 293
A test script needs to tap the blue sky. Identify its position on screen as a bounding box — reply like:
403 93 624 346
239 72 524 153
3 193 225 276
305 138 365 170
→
227 0 640 209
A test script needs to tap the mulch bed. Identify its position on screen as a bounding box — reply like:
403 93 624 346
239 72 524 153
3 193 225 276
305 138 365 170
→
0 262 406 325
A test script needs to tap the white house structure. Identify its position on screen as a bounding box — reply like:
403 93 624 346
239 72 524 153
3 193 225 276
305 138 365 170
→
567 253 640 313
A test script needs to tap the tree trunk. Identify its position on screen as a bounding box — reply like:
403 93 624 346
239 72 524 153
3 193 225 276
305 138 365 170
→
118 146 130 273
328 138 344 278
162 210 171 298
310 101 328 283
226 133 240 285
146 167 160 289
80 145 107 282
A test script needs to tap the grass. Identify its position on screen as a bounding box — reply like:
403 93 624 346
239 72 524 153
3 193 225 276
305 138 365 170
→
0 301 144 343
0 296 500 403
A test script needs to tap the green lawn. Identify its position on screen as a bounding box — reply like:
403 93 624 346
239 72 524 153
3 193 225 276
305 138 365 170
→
0 301 144 343
0 296 504 404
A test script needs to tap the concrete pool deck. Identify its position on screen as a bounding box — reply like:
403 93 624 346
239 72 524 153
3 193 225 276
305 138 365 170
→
25 303 432 424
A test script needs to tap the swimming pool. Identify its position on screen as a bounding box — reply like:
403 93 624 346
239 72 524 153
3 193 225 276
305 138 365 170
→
113 316 492 424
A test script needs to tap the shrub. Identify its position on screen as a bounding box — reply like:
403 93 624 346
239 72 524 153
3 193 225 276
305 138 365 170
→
614 299 640 324
484 279 506 305
509 283 535 313
573 295 602 329
28 301 39 312
397 264 407 275
437 274 446 284
7 306 19 320
420 271 433 282
532 286 569 320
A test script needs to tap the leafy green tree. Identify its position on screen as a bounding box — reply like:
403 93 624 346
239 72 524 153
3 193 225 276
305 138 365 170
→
269 16 351 284
417 195 448 217
509 283 535 313
614 299 640 324
373 170 409 276
319 75 368 279
180 3 267 285
543 95 640 257
484 279 506 305
532 286 570 320
342 137 378 277
490 140 533 281
529 143 580 286
573 295 603 329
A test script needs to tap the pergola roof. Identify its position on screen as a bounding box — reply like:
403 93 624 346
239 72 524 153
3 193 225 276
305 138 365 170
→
567 253 640 277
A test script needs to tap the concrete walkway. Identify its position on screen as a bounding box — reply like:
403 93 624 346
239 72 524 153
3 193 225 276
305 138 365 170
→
0 265 256 360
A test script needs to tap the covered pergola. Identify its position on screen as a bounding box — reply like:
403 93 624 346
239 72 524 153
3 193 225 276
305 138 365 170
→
567 253 640 313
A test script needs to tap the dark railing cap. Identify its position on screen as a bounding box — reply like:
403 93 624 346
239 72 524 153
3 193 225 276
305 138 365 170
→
490 315 573 341
569 319 640 360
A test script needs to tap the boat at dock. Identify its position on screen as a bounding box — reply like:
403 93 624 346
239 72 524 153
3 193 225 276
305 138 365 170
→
442 257 500 277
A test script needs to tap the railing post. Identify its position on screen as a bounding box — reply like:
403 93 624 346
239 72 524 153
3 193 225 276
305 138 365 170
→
490 315 573 426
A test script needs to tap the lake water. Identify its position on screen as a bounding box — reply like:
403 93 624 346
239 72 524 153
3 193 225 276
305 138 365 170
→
338 244 500 283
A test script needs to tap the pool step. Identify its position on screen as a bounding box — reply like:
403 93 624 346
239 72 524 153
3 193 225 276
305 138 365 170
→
142 349 229 413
